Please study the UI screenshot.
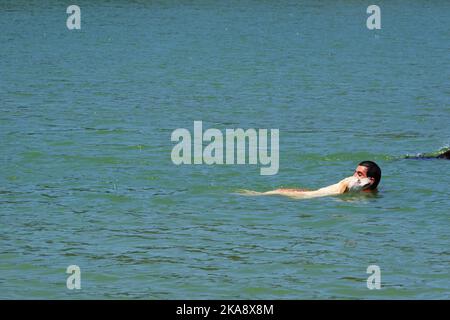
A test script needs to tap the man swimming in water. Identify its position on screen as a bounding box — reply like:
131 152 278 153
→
353 160 382 191
239 160 382 198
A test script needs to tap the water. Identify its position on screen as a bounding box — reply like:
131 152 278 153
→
1 0 449 299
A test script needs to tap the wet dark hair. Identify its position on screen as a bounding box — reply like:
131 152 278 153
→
358 161 381 190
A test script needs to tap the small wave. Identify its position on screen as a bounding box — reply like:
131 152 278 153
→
404 146 450 159
294 152 394 162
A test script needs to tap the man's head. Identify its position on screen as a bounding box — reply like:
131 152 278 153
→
353 161 381 190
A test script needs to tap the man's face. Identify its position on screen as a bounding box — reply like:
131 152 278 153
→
353 165 374 189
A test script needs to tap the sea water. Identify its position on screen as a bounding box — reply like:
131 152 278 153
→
0 1 449 299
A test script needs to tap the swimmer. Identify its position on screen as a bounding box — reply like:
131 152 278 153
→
352 160 381 191
239 161 382 199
